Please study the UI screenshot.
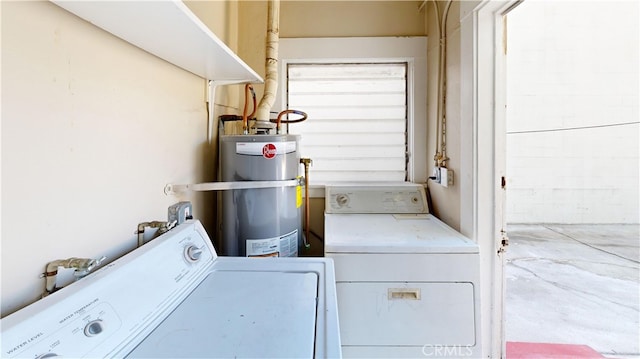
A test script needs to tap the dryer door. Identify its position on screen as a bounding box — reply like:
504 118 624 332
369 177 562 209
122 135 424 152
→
337 281 476 346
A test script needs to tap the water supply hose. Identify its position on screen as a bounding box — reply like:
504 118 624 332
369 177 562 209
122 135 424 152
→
42 256 106 297
137 221 175 247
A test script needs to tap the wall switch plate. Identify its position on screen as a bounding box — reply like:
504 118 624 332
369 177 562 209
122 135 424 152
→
441 167 454 187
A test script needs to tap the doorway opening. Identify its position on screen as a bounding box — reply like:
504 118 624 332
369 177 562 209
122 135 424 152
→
504 1 640 357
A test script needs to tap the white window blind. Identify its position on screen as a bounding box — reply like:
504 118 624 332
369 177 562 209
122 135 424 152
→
286 63 408 183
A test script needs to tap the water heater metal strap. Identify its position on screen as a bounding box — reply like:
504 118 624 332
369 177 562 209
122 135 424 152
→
165 179 300 195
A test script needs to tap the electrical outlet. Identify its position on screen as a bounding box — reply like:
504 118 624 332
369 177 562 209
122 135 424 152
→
441 167 454 187
431 167 441 184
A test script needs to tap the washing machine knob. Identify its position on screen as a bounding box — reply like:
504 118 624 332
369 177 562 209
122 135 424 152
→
336 194 349 207
84 319 104 337
185 245 203 262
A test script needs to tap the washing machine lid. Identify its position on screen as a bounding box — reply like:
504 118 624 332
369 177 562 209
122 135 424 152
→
127 269 319 358
324 213 479 254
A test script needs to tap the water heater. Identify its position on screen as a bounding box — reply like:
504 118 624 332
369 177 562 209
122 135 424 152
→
219 134 303 257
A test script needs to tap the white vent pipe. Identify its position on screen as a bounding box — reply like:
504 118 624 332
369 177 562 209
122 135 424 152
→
254 0 280 127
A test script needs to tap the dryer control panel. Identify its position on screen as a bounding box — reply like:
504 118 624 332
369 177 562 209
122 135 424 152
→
325 183 428 214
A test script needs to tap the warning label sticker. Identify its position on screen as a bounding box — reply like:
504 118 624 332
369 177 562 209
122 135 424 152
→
246 229 298 257
296 177 303 208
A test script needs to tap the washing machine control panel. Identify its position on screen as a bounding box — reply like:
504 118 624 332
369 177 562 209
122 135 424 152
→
0 220 215 359
325 184 428 214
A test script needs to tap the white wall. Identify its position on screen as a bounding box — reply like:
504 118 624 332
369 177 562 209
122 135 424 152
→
0 1 220 317
506 0 639 224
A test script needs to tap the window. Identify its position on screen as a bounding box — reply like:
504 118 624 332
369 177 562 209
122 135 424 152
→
287 62 408 182
275 37 427 185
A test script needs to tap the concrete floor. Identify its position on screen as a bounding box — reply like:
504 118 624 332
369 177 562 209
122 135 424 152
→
505 224 640 358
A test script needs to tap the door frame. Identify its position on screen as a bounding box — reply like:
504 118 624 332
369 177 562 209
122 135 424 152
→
459 1 521 357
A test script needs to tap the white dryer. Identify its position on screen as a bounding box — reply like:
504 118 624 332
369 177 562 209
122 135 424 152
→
324 183 481 358
1 220 341 358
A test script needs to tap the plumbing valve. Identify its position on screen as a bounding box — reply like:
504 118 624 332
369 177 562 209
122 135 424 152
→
42 256 107 297
72 256 107 278
136 220 177 247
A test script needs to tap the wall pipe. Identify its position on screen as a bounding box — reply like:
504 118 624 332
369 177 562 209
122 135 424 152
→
137 221 175 247
242 83 257 133
439 0 452 166
300 158 312 250
42 256 106 297
432 0 442 167
431 0 452 168
254 0 280 129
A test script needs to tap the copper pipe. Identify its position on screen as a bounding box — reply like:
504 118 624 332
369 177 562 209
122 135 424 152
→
242 84 255 134
275 109 308 134
300 158 312 249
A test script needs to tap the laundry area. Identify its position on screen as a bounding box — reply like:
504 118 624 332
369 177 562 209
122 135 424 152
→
1 1 637 359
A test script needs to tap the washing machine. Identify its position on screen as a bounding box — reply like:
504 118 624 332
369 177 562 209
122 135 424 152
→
324 183 481 358
1 220 341 358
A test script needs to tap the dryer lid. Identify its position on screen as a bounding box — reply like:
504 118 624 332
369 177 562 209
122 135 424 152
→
324 213 479 254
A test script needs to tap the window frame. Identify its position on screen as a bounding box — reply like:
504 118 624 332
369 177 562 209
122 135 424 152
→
274 37 428 193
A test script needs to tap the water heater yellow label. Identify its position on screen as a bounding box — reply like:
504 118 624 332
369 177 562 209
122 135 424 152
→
296 177 303 208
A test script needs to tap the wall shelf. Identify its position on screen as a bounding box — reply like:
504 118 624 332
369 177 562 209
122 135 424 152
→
52 0 262 84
